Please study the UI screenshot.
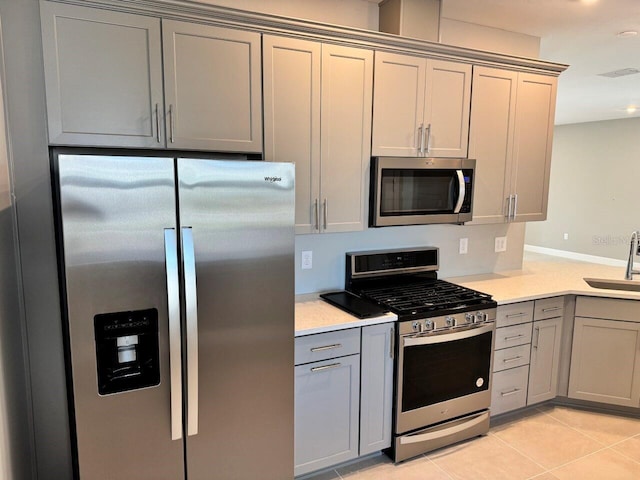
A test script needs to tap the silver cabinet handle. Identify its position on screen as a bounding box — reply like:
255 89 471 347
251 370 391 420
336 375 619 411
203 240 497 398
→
390 326 395 359
500 388 522 397
155 103 161 143
453 169 465 214
533 326 540 349
310 343 341 352
164 229 182 441
182 227 198 437
168 104 175 143
542 307 562 313
323 198 328 230
506 312 527 318
503 355 523 363
419 123 425 156
506 195 513 220
426 123 432 155
513 193 518 220
310 362 341 373
504 333 525 341
314 199 319 231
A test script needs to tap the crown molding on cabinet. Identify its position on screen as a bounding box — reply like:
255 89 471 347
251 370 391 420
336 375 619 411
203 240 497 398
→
45 0 568 75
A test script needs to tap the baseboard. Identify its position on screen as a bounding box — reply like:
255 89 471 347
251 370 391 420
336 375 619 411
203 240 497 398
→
524 244 627 267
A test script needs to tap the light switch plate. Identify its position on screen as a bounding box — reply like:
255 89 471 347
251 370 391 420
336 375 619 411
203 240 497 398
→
459 238 468 254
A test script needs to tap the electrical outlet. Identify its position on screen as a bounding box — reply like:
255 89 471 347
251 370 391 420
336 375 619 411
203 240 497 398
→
495 236 507 253
301 250 313 270
563 233 569 240
459 238 468 254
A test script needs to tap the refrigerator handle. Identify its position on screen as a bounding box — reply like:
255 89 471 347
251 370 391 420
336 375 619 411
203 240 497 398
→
164 229 183 441
182 227 199 437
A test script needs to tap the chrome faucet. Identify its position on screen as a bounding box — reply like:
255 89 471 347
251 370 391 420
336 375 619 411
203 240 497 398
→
625 231 640 280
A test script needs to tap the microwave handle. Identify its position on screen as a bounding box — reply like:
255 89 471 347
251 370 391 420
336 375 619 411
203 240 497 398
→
453 169 465 214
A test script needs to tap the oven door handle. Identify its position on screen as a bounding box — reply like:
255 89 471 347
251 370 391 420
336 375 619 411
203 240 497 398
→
453 169 465 214
399 411 489 445
403 323 494 347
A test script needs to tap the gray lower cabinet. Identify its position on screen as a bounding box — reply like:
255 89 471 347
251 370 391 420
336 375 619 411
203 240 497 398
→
294 323 394 476
569 297 640 408
294 330 361 477
360 323 394 456
527 316 562 405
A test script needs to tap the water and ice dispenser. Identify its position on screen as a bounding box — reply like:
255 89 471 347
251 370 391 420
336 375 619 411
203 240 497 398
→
94 308 160 395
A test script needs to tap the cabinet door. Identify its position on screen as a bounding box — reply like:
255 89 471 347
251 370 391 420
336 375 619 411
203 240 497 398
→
360 323 394 456
569 317 640 407
511 73 557 222
163 20 262 152
40 1 164 148
371 51 426 157
468 67 517 224
262 36 321 234
423 60 472 158
320 44 373 233
527 317 562 405
294 355 360 477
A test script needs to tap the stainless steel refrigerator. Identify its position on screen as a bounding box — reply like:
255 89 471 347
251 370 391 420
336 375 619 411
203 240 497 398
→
54 153 295 479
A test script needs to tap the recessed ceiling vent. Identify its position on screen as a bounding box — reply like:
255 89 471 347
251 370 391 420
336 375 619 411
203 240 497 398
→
597 68 640 78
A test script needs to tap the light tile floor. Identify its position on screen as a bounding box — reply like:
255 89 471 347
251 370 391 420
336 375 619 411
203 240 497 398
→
301 405 640 480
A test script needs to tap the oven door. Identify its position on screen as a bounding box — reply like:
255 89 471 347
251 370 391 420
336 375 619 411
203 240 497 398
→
396 322 495 435
370 157 475 227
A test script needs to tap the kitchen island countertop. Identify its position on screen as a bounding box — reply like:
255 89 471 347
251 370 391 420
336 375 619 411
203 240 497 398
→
295 251 640 335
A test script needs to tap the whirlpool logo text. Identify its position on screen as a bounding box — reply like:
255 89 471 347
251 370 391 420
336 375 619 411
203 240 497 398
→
264 176 282 183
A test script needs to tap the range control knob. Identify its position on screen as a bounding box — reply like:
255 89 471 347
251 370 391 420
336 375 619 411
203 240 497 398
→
476 311 487 323
465 313 477 324
424 320 435 331
445 316 456 327
412 321 423 333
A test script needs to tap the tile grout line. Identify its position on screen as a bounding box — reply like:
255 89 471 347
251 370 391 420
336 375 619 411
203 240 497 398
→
488 431 551 475
420 453 456 480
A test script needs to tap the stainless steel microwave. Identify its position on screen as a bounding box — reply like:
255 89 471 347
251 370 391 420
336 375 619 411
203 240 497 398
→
369 157 476 227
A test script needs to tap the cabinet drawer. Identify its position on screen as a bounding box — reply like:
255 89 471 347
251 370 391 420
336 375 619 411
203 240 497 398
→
494 322 533 350
491 365 529 416
295 328 361 365
534 297 564 321
493 344 531 373
496 301 534 328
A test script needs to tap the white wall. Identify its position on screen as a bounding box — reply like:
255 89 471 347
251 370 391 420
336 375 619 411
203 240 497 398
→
525 117 640 262
296 223 525 293
196 0 380 30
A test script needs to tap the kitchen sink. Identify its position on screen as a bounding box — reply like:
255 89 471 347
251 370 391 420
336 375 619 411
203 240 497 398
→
584 277 640 292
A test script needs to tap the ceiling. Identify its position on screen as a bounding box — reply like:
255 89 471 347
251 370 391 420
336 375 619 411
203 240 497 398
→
439 0 640 125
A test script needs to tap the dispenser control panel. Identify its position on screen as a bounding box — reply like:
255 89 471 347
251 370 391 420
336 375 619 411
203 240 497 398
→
94 308 160 395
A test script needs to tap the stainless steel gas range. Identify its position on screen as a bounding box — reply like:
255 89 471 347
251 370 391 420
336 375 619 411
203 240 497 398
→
345 247 497 462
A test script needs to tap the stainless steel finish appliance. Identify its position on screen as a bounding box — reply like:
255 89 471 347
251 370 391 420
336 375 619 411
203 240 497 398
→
369 157 475 227
346 247 496 462
625 230 640 280
54 153 295 479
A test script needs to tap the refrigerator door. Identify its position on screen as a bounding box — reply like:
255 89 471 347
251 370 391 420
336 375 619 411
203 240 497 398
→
177 159 295 480
57 155 185 480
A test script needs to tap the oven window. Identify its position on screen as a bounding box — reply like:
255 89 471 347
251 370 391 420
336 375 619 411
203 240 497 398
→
402 331 492 412
380 169 457 216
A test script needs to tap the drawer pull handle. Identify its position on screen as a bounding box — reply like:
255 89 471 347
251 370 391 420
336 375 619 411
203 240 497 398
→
310 343 342 352
503 355 523 363
542 307 562 312
506 312 527 318
504 334 525 341
500 388 521 397
310 362 341 373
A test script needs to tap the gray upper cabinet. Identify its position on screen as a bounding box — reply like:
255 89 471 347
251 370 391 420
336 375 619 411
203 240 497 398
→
162 20 262 152
40 1 164 148
469 67 557 224
41 3 262 152
371 52 471 158
263 35 372 234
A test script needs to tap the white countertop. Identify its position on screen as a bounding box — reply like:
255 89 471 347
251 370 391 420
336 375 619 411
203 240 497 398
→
446 251 640 304
295 251 640 336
